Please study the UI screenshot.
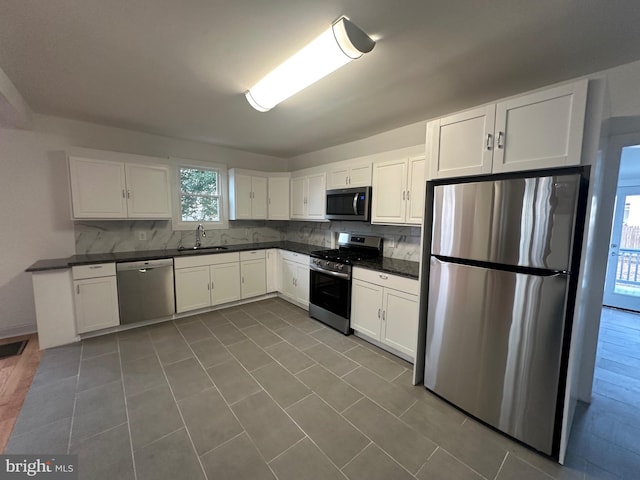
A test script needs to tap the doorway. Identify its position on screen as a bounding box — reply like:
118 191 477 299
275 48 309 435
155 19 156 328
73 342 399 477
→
603 182 640 311
567 143 640 477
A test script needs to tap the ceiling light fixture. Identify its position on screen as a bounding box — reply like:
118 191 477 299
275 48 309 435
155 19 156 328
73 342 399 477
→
245 17 375 112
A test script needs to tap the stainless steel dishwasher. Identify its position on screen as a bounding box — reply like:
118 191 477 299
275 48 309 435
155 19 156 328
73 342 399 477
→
116 259 175 324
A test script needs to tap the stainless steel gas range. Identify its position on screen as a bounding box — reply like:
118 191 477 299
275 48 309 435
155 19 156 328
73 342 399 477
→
309 233 383 335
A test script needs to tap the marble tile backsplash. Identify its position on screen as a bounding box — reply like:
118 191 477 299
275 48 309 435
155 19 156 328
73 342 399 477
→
74 220 286 254
75 220 423 261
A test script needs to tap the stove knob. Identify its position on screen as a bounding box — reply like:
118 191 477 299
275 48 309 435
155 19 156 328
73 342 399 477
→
325 261 330 267
337 264 344 271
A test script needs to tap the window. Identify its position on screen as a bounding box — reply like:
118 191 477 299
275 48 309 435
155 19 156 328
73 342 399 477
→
172 161 228 229
179 167 220 222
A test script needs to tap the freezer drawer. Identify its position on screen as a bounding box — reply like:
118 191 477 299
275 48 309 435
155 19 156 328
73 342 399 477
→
432 173 581 270
424 257 569 454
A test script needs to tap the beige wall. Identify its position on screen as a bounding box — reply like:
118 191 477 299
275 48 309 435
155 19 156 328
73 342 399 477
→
0 115 285 338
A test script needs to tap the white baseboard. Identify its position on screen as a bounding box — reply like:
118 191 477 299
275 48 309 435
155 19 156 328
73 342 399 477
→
0 323 38 340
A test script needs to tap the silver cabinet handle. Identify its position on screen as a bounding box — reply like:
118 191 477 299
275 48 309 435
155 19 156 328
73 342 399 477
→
406 191 410 200
382 310 386 321
127 190 131 199
89 265 102 269
497 131 505 149
76 285 80 294
379 274 388 280
242 276 245 284
486 133 493 150
207 282 210 290
402 191 406 200
122 189 126 198
377 308 381 318
353 193 359 215
346 175 349 185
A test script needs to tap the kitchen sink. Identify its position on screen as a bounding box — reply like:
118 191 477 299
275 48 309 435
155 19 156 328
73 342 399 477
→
177 245 228 252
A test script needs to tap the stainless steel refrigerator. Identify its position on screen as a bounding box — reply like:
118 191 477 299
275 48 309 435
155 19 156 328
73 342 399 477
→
424 169 587 456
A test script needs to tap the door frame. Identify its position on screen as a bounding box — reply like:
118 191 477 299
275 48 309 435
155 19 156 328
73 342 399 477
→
602 185 640 310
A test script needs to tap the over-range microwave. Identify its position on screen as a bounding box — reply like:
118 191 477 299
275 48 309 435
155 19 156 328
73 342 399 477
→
325 186 372 221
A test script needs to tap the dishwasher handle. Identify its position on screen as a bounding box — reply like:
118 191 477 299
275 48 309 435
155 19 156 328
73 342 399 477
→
116 259 174 271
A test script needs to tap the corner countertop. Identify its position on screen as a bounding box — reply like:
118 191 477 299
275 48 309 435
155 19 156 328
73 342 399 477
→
26 241 420 280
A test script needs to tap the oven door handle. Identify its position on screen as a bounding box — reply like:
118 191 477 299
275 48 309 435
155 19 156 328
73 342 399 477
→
353 193 359 215
310 264 351 280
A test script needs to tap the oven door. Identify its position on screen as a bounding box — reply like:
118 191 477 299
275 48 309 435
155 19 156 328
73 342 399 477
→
309 266 352 333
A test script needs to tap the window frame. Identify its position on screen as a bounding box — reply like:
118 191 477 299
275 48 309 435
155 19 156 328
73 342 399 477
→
171 159 229 230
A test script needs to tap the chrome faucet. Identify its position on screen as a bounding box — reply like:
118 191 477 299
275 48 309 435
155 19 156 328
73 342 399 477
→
195 224 206 247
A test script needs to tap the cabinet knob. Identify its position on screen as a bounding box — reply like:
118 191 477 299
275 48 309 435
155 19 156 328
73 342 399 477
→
379 274 388 280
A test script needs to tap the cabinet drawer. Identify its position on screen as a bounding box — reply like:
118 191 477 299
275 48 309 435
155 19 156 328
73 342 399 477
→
280 250 309 265
174 252 239 269
72 263 116 280
353 267 419 295
240 250 265 261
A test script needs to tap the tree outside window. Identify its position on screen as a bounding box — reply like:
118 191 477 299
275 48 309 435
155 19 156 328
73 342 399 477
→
179 167 220 222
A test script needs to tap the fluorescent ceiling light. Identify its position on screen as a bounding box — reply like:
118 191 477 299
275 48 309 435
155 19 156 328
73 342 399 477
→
245 17 375 112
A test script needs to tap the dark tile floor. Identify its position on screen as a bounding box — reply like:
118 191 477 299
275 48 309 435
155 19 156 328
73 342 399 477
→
566 307 640 479
5 297 607 480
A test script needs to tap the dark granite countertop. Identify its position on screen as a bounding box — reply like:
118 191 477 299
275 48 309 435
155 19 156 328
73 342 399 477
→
27 241 420 280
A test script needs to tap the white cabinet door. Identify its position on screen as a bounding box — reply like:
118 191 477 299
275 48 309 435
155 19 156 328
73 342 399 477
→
211 263 241 306
175 266 211 313
268 176 290 220
281 259 297 300
74 276 120 333
290 176 306 219
351 279 383 339
371 159 407 224
349 163 372 187
428 106 495 179
328 165 350 189
266 249 281 293
125 164 172 218
382 288 418 359
294 263 310 306
406 155 426 225
493 81 588 173
306 173 326 220
230 172 253 219
241 258 267 299
251 176 268 219
69 156 127 218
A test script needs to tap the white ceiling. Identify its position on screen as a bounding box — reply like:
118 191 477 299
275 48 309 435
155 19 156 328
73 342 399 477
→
2 0 640 158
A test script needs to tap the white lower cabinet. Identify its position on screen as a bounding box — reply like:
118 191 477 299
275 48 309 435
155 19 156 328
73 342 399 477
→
266 249 281 293
240 251 267 299
351 267 419 360
72 263 120 334
174 253 241 313
280 250 309 307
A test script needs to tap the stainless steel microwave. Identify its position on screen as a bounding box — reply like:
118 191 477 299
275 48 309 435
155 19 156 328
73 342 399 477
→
325 187 372 221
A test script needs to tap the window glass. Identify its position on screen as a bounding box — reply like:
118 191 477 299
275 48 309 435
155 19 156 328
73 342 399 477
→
179 167 220 222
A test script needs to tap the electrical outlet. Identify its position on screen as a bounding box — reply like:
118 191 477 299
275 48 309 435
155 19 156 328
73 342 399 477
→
137 231 147 241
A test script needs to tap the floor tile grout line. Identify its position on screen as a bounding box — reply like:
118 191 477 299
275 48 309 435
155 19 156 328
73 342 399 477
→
117 338 138 480
492 451 509 480
390 368 410 383
435 445 491 480
398 399 418 418
153 331 212 480
197 431 246 459
265 435 309 465
65 343 82 455
414 445 439 478
175 323 280 477
338 440 373 472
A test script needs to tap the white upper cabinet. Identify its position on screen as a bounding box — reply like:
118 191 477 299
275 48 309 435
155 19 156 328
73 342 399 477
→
268 174 290 220
327 161 372 189
492 81 588 172
427 106 495 179
69 155 171 220
371 155 426 225
427 80 588 179
69 157 128 218
229 169 268 220
290 172 326 221
124 164 172 218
